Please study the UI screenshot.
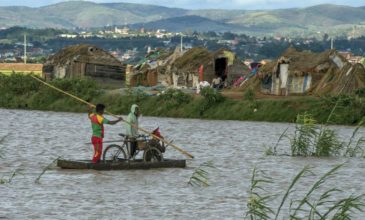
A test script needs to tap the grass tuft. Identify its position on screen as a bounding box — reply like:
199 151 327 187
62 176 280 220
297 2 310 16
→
188 161 215 187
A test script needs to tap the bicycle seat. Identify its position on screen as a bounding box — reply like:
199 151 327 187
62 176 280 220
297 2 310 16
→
118 133 126 137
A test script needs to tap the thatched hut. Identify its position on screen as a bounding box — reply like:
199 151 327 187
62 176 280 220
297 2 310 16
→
126 49 173 87
259 48 336 95
170 47 213 88
43 44 124 80
248 48 365 96
162 47 249 88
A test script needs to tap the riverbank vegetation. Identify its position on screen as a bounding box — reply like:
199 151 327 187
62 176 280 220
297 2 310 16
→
2 74 365 125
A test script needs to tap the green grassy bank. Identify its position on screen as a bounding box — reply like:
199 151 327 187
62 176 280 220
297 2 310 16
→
1 74 365 125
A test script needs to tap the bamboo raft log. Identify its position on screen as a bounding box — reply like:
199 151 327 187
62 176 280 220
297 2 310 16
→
57 159 186 170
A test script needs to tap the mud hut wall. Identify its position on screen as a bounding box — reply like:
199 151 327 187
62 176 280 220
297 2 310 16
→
186 72 199 87
70 62 84 77
279 64 289 89
172 73 179 87
192 74 199 89
271 64 290 95
287 74 312 95
147 71 158 86
179 72 188 87
84 63 124 80
271 77 281 95
54 65 67 78
200 64 215 84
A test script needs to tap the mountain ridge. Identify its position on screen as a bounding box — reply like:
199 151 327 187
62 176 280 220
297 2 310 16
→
0 1 364 36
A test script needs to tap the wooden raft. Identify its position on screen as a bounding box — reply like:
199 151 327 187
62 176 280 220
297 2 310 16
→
57 159 186 170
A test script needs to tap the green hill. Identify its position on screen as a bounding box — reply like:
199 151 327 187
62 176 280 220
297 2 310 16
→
0 1 364 37
131 15 242 32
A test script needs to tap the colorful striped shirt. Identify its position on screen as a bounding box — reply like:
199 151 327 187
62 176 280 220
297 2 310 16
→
89 113 110 138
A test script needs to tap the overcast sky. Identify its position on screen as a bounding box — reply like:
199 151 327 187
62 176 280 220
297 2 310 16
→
0 0 363 10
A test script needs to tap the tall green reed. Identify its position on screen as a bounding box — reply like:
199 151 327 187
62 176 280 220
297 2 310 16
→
268 112 365 157
245 164 364 219
245 167 275 220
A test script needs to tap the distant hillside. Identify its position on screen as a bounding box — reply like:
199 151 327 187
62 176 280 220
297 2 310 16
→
131 15 242 32
0 1 364 37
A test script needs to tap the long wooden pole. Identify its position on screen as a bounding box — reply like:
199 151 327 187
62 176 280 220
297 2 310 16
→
30 75 194 159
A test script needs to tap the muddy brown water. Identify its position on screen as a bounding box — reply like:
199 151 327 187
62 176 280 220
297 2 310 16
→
0 109 364 219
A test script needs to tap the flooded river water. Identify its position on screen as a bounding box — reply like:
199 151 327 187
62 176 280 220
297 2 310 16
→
0 109 364 219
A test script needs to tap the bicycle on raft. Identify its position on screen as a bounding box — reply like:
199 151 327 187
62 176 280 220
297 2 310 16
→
102 128 167 163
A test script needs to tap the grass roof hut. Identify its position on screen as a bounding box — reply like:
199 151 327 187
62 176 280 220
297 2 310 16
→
164 47 249 88
242 47 365 97
43 44 124 81
259 48 335 96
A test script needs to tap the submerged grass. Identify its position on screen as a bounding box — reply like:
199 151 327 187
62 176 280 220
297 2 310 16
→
0 168 21 185
0 134 7 158
188 161 215 187
35 157 60 184
245 164 365 219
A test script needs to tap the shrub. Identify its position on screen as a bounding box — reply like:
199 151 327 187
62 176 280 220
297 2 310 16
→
244 89 255 102
125 87 147 103
0 73 40 96
158 88 191 109
198 87 225 115
355 87 365 97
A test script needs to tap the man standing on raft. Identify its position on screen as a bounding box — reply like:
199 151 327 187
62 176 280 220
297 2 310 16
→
89 104 122 163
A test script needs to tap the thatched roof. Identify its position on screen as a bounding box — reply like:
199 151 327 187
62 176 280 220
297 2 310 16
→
173 47 213 72
260 48 336 77
311 63 365 96
45 44 122 67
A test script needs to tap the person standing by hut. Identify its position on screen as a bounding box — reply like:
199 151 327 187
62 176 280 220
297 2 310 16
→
89 104 122 163
125 104 141 158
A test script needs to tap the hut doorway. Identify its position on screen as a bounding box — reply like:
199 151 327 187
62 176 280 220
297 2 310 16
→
215 57 227 81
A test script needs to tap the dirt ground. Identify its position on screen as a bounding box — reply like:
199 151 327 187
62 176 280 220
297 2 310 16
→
221 90 316 100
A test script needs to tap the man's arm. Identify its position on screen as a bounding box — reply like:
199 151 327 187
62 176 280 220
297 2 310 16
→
107 117 123 125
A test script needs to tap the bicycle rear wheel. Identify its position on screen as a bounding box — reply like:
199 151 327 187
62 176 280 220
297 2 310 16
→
143 147 163 162
103 144 127 162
